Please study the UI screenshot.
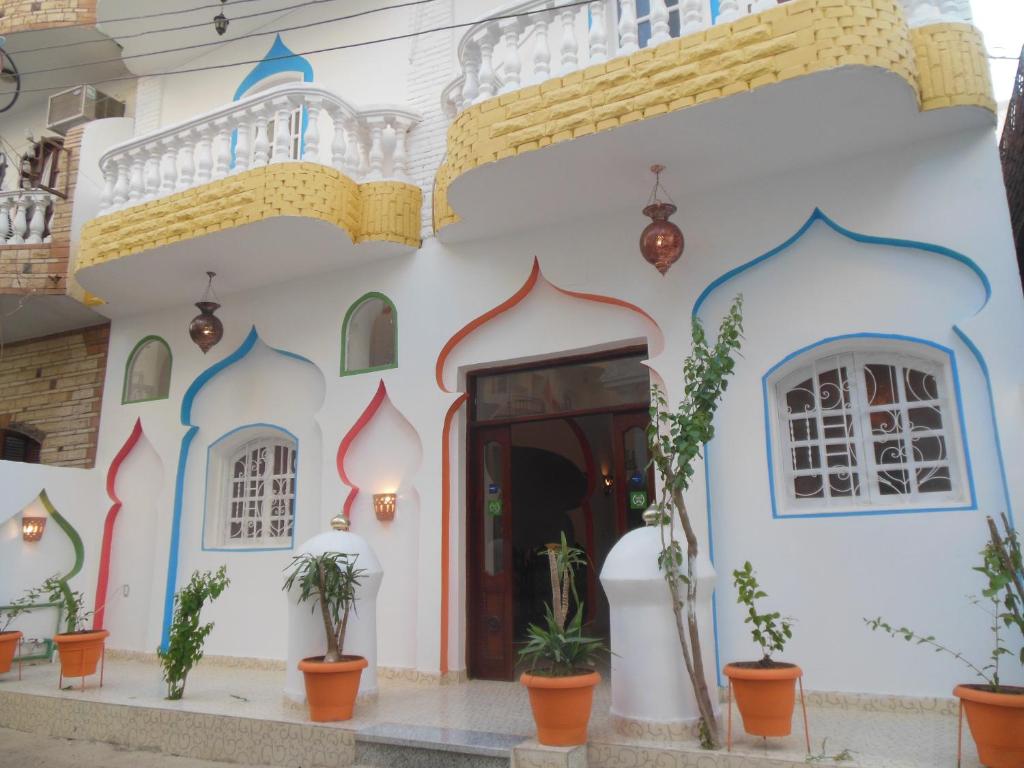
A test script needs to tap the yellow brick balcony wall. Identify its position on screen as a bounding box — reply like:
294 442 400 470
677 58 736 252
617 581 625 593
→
0 0 95 35
434 0 994 232
78 164 422 271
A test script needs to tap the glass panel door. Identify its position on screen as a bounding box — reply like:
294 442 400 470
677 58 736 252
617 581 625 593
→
612 412 655 534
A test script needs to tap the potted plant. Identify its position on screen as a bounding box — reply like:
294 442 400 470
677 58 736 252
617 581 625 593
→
158 566 230 700
866 513 1023 768
27 575 107 684
518 533 607 747
723 561 801 738
283 551 367 722
0 595 33 675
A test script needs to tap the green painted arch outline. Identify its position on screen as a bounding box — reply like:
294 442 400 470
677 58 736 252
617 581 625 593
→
341 291 398 377
37 489 85 633
122 335 173 405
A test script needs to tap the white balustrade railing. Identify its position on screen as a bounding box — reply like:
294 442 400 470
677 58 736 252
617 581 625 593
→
0 190 58 246
443 0 974 118
97 83 421 216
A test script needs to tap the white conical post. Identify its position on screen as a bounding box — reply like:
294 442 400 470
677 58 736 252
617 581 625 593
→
462 42 481 107
531 12 551 82
9 196 27 244
589 2 608 63
303 98 321 163
177 141 195 190
619 0 639 55
680 0 707 35
650 0 672 46
559 8 579 74
0 196 11 244
113 159 130 207
212 119 231 179
498 19 523 94
194 126 213 183
234 119 251 174
478 34 498 102
160 141 177 194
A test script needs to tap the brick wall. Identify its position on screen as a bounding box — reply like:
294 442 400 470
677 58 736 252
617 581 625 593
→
0 323 109 467
0 0 95 35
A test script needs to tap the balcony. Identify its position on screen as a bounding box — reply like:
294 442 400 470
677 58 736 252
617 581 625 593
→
434 0 991 241
76 84 422 316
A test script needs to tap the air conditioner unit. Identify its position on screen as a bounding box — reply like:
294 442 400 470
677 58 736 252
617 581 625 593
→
46 85 126 136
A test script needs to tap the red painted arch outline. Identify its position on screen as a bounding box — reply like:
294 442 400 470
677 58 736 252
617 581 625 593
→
435 257 663 674
93 418 143 631
336 380 389 522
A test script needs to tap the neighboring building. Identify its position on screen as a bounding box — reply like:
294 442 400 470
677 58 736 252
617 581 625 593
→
1 0 1021 703
1000 45 1024 290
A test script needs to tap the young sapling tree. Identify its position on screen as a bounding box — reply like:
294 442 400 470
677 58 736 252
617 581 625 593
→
158 566 230 700
283 552 365 663
733 560 793 666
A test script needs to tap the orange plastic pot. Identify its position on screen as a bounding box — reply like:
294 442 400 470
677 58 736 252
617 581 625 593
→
724 663 802 737
520 670 601 746
298 655 367 722
0 631 22 674
53 630 108 678
954 684 1024 768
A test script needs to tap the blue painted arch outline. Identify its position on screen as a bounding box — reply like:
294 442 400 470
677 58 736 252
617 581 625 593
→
761 333 978 520
161 327 317 649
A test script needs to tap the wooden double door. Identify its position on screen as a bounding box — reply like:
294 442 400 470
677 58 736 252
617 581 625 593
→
467 410 653 681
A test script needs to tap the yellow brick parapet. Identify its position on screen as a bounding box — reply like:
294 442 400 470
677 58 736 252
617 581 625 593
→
77 164 422 271
433 0 995 233
0 0 96 35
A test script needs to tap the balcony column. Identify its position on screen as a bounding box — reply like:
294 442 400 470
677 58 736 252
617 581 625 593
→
477 30 498 102
159 140 177 194
42 194 56 243
113 159 130 207
0 197 11 244
650 0 672 46
343 117 362 179
329 109 347 172
618 0 639 55
144 146 161 201
233 118 250 174
462 42 481 107
128 150 145 205
750 0 777 11
303 97 322 163
212 118 232 180
531 11 552 83
364 117 386 181
680 0 707 35
8 196 27 244
391 117 413 183
558 8 579 74
270 99 293 163
588 2 609 63
99 163 116 212
177 138 195 191
251 106 270 167
498 19 523 94
194 125 214 184
26 193 48 244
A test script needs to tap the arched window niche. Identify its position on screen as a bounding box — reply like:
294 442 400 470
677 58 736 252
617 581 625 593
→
123 336 172 404
203 424 298 551
765 337 974 517
341 292 398 376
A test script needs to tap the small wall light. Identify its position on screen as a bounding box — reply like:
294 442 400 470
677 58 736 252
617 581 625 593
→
22 516 45 542
373 493 397 522
188 271 223 354
602 474 615 496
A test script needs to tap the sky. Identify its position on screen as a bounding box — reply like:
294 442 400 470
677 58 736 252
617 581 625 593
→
972 0 1023 130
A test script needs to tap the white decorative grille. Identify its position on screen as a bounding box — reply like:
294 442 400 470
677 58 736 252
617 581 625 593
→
775 350 962 510
226 437 297 544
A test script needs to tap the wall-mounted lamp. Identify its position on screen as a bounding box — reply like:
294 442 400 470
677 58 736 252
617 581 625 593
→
213 0 229 35
373 493 396 522
602 474 615 496
22 516 45 542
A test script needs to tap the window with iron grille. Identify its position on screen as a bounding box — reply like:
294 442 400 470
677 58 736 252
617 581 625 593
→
205 427 297 549
770 346 968 513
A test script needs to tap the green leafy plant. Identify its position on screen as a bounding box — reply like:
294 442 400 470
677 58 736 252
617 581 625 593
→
649 295 743 748
865 515 1024 693
0 593 35 634
23 575 91 634
283 552 365 663
158 566 230 700
518 533 607 676
733 560 793 664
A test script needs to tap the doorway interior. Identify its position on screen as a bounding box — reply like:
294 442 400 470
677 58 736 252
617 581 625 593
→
466 347 654 681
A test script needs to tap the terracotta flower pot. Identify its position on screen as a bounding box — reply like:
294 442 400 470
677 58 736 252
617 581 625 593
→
0 631 22 674
954 684 1024 768
53 629 109 679
520 670 601 746
724 662 802 737
298 655 368 722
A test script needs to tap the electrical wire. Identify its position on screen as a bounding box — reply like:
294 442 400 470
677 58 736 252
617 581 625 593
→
0 0 594 98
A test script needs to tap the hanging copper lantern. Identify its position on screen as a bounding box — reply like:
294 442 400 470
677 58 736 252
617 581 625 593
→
189 271 223 354
639 164 684 275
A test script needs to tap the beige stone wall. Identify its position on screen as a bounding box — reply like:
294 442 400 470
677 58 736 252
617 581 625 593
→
0 0 96 35
0 323 109 467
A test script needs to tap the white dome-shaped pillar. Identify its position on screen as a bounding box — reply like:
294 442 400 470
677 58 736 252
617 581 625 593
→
284 516 384 703
600 509 719 734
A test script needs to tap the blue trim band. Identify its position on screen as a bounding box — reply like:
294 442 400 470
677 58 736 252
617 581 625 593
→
161 327 317 650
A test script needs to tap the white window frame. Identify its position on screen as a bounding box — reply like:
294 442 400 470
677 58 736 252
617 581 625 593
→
203 426 298 550
767 340 971 516
240 72 303 162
